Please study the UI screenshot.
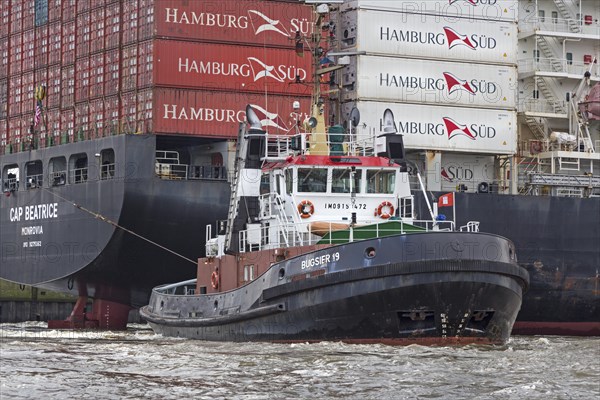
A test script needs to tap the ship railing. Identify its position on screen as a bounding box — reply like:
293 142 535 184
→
237 219 463 252
49 171 67 186
459 221 480 233
519 16 600 36
189 165 227 180
263 131 379 159
518 58 600 78
25 174 43 189
154 279 198 296
518 99 567 114
70 167 88 184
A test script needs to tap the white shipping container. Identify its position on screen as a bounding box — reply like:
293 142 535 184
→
342 56 517 110
340 0 518 22
342 101 517 155
439 153 496 192
340 9 518 65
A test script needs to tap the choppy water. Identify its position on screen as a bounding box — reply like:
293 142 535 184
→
0 323 598 399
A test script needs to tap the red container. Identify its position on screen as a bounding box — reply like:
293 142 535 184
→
22 72 35 112
89 53 105 98
62 21 76 65
75 57 90 102
90 7 106 54
8 117 23 144
75 102 90 134
0 79 7 120
120 91 137 128
22 0 35 31
46 107 61 137
90 0 106 9
76 12 91 58
89 98 104 136
137 88 154 133
61 65 75 108
34 30 49 68
61 108 74 137
9 76 22 117
22 30 35 72
104 49 120 96
47 65 61 109
48 0 62 22
121 44 138 91
139 0 154 41
10 1 22 33
104 95 120 131
154 0 313 48
77 0 91 13
62 0 76 21
1 1 11 37
48 22 62 65
122 1 139 45
138 40 153 88
0 38 9 77
153 88 312 137
154 40 312 96
105 2 121 50
9 33 23 75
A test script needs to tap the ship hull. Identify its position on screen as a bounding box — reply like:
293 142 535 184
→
1 135 230 319
141 232 529 345
416 192 600 336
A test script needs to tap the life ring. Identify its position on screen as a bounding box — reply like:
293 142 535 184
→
211 271 219 289
376 201 394 219
297 200 314 218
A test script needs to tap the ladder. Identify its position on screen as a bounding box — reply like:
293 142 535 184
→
224 123 248 251
552 0 580 33
536 76 566 113
536 36 563 72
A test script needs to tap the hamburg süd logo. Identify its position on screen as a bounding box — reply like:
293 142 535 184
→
443 27 476 50
248 104 289 131
248 10 290 37
442 72 475 95
442 117 476 140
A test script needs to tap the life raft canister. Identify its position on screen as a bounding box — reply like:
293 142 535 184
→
375 201 394 219
298 200 314 218
211 270 219 289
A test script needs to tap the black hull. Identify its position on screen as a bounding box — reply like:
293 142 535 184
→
141 232 528 345
1 134 230 309
415 192 600 335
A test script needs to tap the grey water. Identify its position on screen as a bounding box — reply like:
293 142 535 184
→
0 323 598 400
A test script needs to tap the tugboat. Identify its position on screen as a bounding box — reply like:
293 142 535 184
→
140 106 529 345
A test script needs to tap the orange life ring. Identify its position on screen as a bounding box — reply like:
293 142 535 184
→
376 201 394 219
298 200 314 218
211 271 219 289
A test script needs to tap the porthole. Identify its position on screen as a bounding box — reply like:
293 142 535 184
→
365 247 376 258
279 268 286 279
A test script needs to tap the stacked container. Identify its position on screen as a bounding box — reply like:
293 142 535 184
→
336 0 519 191
0 0 313 151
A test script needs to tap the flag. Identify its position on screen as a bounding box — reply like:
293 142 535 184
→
34 100 42 127
438 193 454 208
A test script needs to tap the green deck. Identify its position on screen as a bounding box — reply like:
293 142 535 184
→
317 220 425 245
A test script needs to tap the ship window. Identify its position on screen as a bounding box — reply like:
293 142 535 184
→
100 149 115 180
2 164 19 193
243 265 256 282
367 169 395 194
533 90 539 99
69 153 88 184
49 156 67 186
538 10 545 22
551 11 558 24
332 168 362 193
297 168 327 193
533 50 540 62
566 53 573 65
25 160 43 189
260 173 270 195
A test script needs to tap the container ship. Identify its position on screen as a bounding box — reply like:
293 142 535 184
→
1 0 599 334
